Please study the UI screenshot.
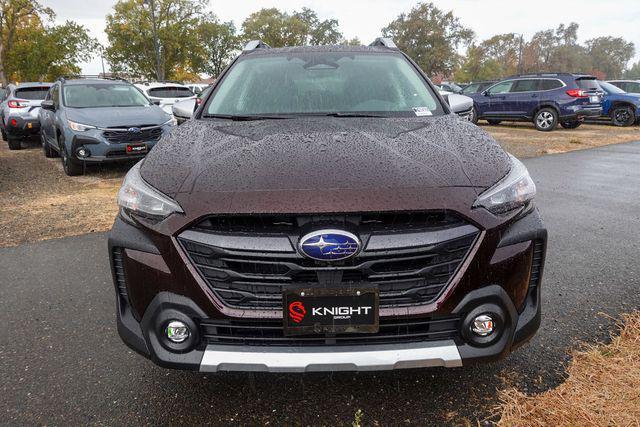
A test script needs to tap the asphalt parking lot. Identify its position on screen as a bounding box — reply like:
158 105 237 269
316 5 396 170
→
1 142 639 425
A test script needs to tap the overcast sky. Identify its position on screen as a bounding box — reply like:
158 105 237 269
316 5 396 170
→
42 0 640 75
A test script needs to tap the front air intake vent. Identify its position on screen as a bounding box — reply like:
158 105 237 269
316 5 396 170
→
112 247 128 299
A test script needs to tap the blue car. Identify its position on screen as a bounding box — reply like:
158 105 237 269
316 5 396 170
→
39 77 176 176
469 73 603 131
597 80 640 126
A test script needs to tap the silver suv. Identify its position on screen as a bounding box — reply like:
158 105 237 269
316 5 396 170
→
0 82 52 150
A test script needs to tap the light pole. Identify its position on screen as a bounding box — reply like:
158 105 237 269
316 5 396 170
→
143 0 163 81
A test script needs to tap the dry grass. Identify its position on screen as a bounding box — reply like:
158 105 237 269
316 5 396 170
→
0 139 124 247
482 122 640 158
496 311 640 426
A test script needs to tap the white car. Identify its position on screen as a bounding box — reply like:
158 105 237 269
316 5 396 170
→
186 83 209 95
135 82 195 115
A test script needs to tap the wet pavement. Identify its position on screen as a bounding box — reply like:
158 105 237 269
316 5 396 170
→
1 142 639 425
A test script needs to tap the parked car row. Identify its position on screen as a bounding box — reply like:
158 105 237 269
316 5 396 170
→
0 77 178 175
444 75 640 131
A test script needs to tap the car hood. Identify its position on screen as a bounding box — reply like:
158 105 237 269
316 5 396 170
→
66 105 170 128
141 115 511 214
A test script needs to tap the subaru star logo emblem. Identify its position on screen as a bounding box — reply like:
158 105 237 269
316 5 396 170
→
298 230 361 261
128 127 142 133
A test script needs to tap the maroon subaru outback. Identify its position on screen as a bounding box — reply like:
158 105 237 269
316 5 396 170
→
108 39 547 372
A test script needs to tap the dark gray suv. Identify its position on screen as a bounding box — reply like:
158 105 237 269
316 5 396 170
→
39 77 176 176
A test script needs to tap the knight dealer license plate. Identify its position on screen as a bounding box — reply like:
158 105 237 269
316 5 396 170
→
283 287 379 336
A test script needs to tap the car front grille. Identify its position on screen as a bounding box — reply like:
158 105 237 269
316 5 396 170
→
178 212 479 310
102 126 163 144
200 315 461 347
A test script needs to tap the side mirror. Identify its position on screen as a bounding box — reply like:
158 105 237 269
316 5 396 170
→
447 94 474 115
41 100 55 111
481 90 489 96
172 99 196 121
152 99 161 106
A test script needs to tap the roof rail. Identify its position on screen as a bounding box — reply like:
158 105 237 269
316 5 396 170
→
57 74 129 83
243 40 271 52
369 37 397 49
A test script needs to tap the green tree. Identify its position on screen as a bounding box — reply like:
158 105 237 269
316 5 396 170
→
241 7 343 47
0 0 52 84
8 21 97 81
1 1 95 83
522 23 591 73
456 33 522 81
454 44 502 82
586 36 635 79
105 0 209 80
381 2 474 76
624 61 640 79
344 37 361 46
194 18 239 78
292 8 342 45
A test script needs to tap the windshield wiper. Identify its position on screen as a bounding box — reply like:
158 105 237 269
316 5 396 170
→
323 112 389 118
202 114 294 121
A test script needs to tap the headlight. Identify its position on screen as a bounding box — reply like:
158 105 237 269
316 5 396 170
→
67 120 96 132
117 161 183 221
473 154 536 214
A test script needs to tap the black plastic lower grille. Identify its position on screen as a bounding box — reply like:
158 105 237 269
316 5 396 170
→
200 315 461 347
179 213 478 310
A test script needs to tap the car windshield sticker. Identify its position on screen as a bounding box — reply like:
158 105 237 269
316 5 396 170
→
413 107 432 117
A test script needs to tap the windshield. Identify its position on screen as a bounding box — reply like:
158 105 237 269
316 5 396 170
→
205 52 444 117
462 83 480 94
63 84 150 108
447 82 463 92
599 81 626 94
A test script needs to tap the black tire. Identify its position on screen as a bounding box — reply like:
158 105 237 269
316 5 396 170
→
1 128 6 141
487 119 502 125
59 137 83 176
41 133 58 158
7 138 21 150
611 105 635 127
560 120 582 129
534 108 558 131
470 107 479 125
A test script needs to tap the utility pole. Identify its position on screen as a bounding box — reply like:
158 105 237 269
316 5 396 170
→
144 0 163 81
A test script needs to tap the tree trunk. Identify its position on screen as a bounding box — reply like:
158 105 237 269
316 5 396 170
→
0 41 6 86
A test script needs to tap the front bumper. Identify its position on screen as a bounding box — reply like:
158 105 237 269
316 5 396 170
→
200 341 462 372
108 207 547 372
64 129 169 163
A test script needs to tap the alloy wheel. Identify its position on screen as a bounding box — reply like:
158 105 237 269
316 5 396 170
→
536 111 554 129
613 108 632 126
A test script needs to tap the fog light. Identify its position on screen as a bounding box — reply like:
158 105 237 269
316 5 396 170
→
165 320 190 343
76 147 90 158
471 314 494 336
